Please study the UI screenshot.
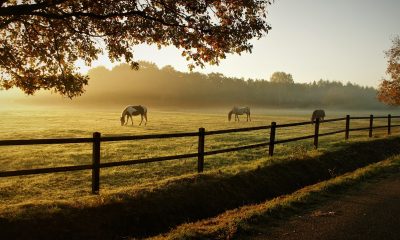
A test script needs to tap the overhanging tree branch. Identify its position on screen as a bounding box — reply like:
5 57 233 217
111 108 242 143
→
0 0 273 98
0 0 68 16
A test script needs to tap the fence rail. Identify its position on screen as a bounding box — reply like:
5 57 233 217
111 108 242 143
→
0 114 399 193
0 137 93 146
205 142 269 156
101 132 199 141
205 125 270 135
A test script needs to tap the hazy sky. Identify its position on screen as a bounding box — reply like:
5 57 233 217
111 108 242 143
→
76 0 398 87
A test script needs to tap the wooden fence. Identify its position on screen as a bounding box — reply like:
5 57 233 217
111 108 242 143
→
0 114 399 194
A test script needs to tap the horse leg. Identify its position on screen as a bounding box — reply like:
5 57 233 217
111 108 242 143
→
130 115 134 125
139 115 143 126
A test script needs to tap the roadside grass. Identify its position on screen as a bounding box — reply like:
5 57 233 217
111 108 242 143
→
150 154 400 240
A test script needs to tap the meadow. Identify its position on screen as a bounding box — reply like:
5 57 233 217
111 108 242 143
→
0 107 398 216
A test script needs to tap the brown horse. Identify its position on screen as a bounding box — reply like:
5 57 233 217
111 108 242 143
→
311 109 325 124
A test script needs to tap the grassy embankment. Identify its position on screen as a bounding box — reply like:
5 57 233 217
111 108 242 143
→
152 148 400 240
0 109 399 239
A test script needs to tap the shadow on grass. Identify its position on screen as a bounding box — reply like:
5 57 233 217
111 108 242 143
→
1 137 400 240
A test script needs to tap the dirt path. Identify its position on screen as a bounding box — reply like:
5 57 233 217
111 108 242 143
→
245 173 400 240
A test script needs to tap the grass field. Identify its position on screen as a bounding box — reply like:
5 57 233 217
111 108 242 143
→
0 107 398 216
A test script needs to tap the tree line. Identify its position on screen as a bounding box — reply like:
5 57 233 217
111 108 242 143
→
32 61 387 110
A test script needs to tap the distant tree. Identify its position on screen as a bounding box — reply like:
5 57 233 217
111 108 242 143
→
378 36 400 105
208 72 225 79
0 0 273 98
269 71 294 84
208 72 225 83
137 61 159 70
161 65 176 73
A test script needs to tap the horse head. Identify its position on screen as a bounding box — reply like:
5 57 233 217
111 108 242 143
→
228 110 233 121
120 116 125 126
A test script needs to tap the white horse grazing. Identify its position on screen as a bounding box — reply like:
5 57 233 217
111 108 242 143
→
311 109 325 124
228 106 251 122
120 105 148 126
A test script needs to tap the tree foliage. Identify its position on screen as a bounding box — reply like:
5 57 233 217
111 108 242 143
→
269 71 294 84
0 0 272 98
378 35 400 105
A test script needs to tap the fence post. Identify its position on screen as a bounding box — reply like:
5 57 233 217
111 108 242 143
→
314 118 320 149
369 114 373 137
92 132 101 194
269 122 276 156
388 114 391 135
198 127 205 173
345 115 350 140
